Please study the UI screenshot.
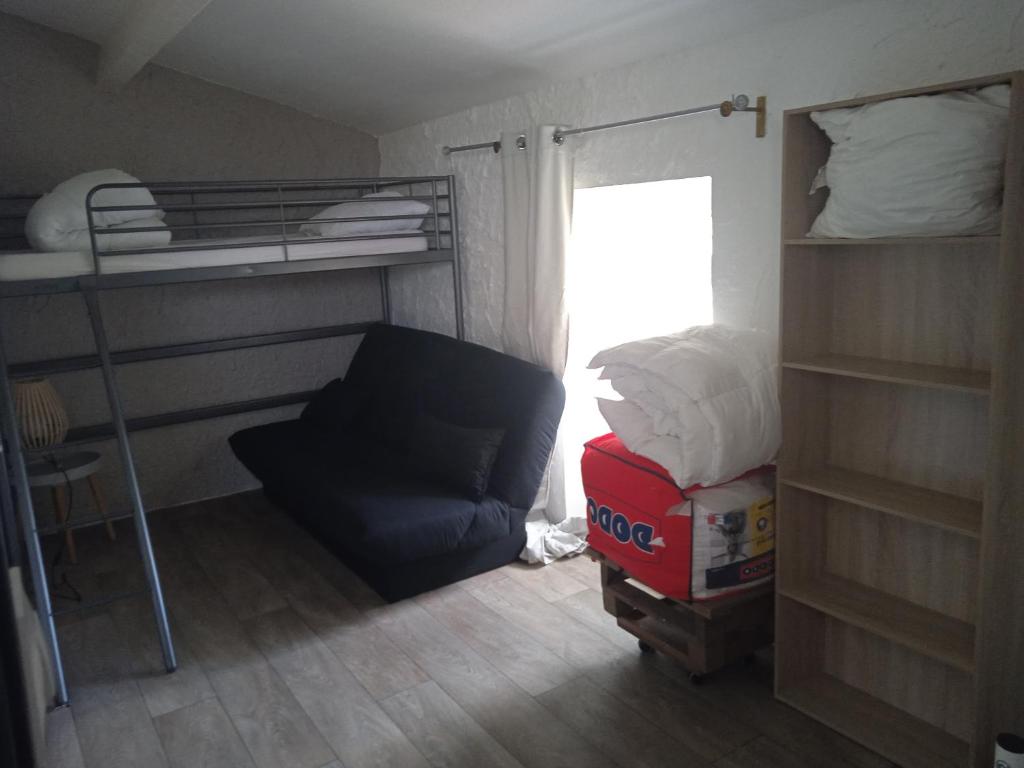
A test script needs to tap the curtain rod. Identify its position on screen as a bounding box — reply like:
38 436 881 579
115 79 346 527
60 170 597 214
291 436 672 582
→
442 95 766 155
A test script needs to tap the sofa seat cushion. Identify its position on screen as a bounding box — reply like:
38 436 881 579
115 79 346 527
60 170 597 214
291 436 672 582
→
230 420 515 563
313 479 514 563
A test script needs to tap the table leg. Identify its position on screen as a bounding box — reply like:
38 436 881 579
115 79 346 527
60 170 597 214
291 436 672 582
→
87 475 116 542
52 485 77 564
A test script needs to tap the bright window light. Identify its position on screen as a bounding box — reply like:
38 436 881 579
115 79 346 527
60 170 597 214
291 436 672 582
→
563 176 713 518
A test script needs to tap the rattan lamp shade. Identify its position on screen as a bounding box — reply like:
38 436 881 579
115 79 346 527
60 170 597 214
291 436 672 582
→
14 378 69 450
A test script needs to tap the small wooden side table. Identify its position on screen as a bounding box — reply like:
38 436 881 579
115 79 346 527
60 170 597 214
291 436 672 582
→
27 451 115 564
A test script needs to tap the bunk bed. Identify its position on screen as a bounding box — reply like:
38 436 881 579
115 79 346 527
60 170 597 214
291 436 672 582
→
0 175 464 705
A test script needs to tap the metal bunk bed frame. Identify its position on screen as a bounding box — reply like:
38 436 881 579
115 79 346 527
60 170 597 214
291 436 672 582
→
0 175 463 705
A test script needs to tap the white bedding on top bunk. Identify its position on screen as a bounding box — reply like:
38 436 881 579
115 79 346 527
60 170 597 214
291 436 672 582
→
0 232 429 281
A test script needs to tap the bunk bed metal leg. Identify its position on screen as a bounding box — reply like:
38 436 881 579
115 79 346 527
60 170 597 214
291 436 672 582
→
81 289 177 674
0 325 68 704
379 267 392 324
448 174 465 340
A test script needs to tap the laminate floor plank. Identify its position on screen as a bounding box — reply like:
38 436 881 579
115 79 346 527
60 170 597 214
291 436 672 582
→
372 599 618 768
224 508 430 700
44 706 85 768
47 494 895 768
502 560 590 603
104 590 216 719
553 587 640 652
585 656 757 762
713 737 809 768
465 576 630 672
59 614 169 768
160 550 333 768
287 582 430 699
556 553 604 590
205 658 336 768
380 681 526 768
176 511 288 621
153 698 256 768
538 676 709 768
416 584 580 696
245 607 429 768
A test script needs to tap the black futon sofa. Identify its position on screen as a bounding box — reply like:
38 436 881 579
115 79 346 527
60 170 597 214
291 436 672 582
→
230 323 565 601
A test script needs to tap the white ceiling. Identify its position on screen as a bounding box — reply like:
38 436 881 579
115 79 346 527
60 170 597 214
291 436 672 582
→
1 0 858 134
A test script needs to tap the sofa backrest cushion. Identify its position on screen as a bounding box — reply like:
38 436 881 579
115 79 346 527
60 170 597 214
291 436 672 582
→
407 411 505 501
300 378 365 435
343 324 565 509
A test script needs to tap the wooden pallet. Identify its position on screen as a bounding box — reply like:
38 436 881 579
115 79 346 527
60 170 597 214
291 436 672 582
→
592 549 774 681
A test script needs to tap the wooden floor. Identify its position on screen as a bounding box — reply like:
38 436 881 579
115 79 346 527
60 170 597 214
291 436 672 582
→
42 492 895 768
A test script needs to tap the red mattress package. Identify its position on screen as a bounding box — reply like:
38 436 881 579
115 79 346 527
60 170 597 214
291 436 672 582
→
582 432 775 602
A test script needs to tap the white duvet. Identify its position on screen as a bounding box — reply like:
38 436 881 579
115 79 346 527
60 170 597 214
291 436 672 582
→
589 325 780 488
25 169 168 252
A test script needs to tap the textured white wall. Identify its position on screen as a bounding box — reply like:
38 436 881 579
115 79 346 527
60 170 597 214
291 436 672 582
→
0 14 381 515
380 0 1024 350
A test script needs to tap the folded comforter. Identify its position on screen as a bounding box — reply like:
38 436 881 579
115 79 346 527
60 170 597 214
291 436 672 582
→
26 169 167 252
588 324 780 487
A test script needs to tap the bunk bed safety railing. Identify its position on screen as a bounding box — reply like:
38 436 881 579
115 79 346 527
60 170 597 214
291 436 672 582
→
83 176 454 273
0 175 464 706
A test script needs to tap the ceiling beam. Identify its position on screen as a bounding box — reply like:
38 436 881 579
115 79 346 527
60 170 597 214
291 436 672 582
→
96 0 214 88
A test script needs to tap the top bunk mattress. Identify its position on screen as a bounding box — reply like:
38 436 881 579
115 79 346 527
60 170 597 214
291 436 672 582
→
0 232 429 282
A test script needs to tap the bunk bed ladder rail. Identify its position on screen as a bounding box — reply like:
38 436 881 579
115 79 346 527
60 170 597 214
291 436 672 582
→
0 325 68 704
81 288 177 675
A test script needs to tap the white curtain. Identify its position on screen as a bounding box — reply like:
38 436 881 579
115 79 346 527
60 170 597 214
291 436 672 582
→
501 125 587 564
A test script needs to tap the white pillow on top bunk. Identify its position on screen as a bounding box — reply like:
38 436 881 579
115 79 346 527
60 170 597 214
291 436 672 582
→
300 191 430 238
807 84 1010 238
26 169 166 252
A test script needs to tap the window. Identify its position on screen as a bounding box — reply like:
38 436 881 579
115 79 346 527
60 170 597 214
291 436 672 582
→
563 177 713 517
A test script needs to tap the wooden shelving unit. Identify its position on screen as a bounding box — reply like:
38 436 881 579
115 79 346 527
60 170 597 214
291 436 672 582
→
782 354 991 395
775 72 1024 768
779 574 976 672
784 235 1002 247
779 674 971 768
781 466 982 538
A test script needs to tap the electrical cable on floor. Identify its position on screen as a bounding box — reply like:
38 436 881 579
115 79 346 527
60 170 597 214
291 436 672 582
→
46 453 81 603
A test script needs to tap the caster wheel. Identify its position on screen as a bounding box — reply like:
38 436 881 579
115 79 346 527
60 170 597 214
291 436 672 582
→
688 672 704 686
638 640 655 655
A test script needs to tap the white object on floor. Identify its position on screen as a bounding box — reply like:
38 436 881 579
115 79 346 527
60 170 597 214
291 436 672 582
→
26 169 164 251
589 324 780 488
808 84 1010 238
521 511 588 565
0 231 428 281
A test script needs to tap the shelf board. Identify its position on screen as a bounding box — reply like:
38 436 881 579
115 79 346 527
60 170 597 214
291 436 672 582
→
778 574 975 672
784 235 1000 246
778 674 970 768
781 466 982 539
783 354 991 395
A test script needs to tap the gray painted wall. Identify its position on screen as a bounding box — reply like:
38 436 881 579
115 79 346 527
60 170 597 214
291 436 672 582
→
0 13 382 517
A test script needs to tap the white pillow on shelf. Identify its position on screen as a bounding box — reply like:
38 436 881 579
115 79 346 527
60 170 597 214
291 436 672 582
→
300 191 430 238
808 84 1010 238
